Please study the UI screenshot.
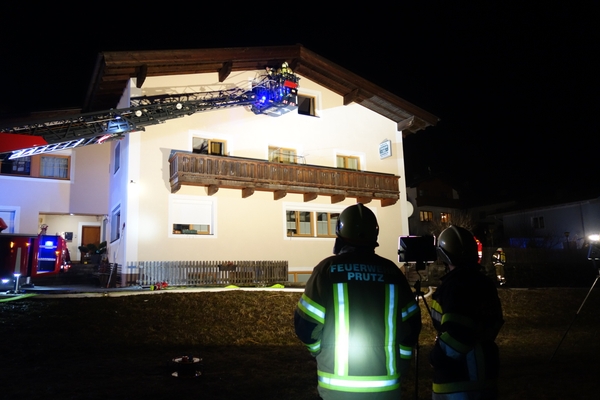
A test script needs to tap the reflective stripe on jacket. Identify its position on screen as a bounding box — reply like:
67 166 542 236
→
430 264 503 398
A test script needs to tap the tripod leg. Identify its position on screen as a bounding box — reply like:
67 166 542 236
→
414 341 419 400
550 274 600 361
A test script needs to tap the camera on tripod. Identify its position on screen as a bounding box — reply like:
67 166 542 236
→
398 235 437 270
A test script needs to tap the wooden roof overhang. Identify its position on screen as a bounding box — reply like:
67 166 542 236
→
84 44 439 135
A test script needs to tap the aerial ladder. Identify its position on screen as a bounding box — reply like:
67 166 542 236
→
0 64 299 159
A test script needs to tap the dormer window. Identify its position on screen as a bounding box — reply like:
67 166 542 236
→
297 94 316 116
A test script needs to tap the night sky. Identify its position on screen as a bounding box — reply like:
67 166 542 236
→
1 3 598 205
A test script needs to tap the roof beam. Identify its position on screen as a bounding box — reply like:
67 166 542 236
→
218 61 233 82
136 64 148 88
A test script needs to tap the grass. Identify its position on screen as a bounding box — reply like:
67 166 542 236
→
1 285 600 399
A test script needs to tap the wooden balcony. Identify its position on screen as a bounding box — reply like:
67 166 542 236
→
169 151 400 207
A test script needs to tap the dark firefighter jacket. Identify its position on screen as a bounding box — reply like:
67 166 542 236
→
294 246 421 400
430 264 504 398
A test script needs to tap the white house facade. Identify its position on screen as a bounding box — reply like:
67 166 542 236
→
1 46 438 284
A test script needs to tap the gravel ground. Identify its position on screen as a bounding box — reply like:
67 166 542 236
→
1 285 600 399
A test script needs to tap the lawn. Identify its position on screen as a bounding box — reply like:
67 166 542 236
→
1 285 599 399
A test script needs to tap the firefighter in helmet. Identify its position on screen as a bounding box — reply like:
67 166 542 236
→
430 226 504 399
294 203 421 399
492 248 506 286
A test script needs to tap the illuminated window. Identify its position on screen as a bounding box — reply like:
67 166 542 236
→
532 216 545 229
40 155 69 179
316 212 339 237
193 137 226 155
420 211 433 222
440 213 452 223
336 155 360 170
297 94 316 116
286 211 313 236
0 155 70 180
269 146 298 164
172 224 210 235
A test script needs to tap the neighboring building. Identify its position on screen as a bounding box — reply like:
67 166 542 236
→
407 178 462 236
0 142 110 259
405 177 600 252
497 195 600 249
1 45 439 283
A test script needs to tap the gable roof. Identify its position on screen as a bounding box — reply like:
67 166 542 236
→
84 44 438 135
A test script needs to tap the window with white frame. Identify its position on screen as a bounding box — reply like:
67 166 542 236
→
0 210 17 233
110 205 121 242
114 142 120 174
285 206 343 238
170 195 215 236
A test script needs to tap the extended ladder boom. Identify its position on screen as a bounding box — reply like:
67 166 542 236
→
1 65 299 159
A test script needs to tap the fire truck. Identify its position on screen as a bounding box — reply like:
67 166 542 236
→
0 64 299 290
475 236 483 263
0 232 71 291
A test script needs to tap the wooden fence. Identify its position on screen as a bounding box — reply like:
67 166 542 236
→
124 260 288 287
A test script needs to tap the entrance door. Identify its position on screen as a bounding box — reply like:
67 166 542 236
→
81 226 101 259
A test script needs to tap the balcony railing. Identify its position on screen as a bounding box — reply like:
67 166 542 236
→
169 151 400 206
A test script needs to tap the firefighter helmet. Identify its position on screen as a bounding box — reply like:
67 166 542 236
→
335 203 379 246
436 225 479 266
